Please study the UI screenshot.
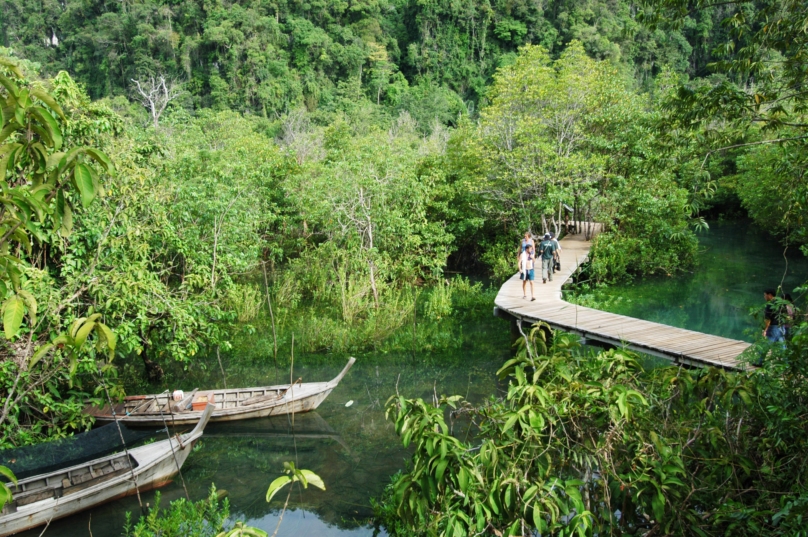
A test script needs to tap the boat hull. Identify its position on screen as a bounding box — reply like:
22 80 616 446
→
0 436 191 536
91 385 334 427
0 405 215 537
86 357 355 427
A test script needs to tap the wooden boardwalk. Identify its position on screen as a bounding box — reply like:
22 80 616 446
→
494 228 752 370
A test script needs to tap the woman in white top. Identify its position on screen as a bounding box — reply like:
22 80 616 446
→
518 245 536 301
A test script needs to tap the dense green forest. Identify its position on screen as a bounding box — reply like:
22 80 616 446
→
1 0 718 112
1 0 807 533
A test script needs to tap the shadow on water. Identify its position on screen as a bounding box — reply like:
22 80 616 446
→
19 316 510 537
566 220 808 342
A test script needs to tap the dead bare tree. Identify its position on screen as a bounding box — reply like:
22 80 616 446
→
278 109 325 165
131 75 184 128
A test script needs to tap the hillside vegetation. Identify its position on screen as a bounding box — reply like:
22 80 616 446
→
2 0 722 113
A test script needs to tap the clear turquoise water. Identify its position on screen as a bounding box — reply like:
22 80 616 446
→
565 220 808 342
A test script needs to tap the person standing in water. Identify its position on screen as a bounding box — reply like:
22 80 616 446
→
519 245 536 300
538 233 556 284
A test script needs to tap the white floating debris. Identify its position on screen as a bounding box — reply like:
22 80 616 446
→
345 400 354 407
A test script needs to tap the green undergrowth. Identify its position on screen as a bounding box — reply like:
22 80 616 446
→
122 485 241 537
374 323 808 536
117 277 502 392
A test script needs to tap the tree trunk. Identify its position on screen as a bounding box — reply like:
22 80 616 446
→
366 216 379 308
141 329 164 382
211 226 219 289
368 259 379 309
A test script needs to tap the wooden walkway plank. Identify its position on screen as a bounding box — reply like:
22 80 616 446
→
494 225 751 370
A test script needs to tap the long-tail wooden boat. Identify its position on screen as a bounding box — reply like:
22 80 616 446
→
85 357 356 427
0 404 215 536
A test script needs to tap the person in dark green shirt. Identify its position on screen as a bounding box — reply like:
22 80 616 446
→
538 233 556 283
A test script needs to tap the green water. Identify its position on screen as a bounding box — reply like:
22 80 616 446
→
18 317 510 537
566 220 808 342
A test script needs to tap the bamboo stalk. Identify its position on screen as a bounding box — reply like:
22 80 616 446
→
262 262 279 367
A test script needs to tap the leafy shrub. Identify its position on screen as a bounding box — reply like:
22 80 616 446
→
378 319 808 536
480 245 516 283
225 284 262 323
123 486 229 537
423 282 453 321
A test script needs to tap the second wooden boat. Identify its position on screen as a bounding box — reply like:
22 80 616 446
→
0 404 215 536
85 357 356 427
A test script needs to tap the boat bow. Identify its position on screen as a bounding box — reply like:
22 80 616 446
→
327 357 356 388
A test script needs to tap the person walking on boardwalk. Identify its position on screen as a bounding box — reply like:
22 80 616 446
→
519 245 536 300
538 233 557 284
763 289 786 347
519 231 534 254
549 231 561 273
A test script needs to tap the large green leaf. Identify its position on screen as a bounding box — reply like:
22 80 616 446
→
69 316 86 338
61 200 73 236
29 107 63 150
298 470 325 491
72 319 96 348
0 486 11 511
95 322 117 360
54 190 73 235
84 148 114 173
0 465 17 484
0 73 19 99
30 89 66 120
30 124 54 148
16 289 36 326
29 343 54 368
46 151 65 170
0 122 20 145
2 295 25 339
0 58 23 78
57 147 84 173
73 163 96 207
265 476 292 503
0 143 22 179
